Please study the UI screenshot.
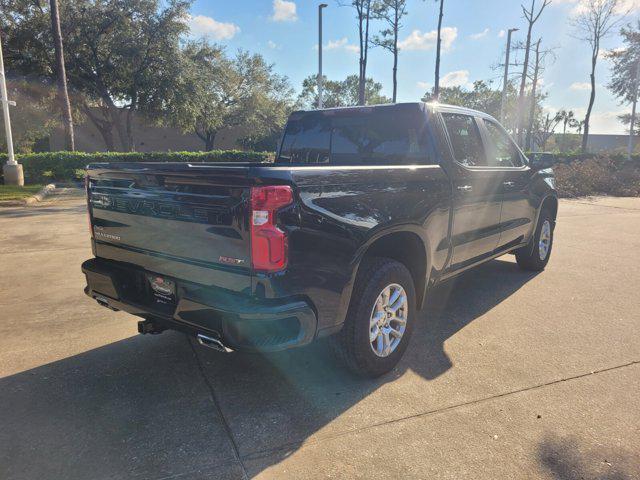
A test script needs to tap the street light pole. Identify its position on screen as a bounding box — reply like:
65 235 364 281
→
628 58 640 161
0 31 23 185
318 3 327 109
500 28 519 124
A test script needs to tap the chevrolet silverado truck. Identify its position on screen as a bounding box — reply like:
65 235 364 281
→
82 103 557 377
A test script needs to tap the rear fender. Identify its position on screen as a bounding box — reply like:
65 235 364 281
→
333 225 431 328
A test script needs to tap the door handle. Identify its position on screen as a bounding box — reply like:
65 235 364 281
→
457 185 473 192
503 181 515 188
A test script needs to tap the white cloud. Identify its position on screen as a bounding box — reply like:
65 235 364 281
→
326 38 347 49
570 82 593 91
470 28 490 40
270 0 298 22
188 14 240 40
554 0 640 15
417 81 432 90
589 109 631 133
267 40 279 49
617 0 640 11
600 46 627 60
398 27 457 52
441 70 472 88
538 78 555 89
315 37 359 54
498 29 506 38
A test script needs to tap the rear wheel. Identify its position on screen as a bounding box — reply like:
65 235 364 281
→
515 209 554 271
331 257 416 377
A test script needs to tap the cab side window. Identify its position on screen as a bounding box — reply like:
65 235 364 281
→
331 111 432 165
483 120 524 168
441 113 486 167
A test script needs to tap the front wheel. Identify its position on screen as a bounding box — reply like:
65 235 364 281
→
515 209 554 271
331 257 416 378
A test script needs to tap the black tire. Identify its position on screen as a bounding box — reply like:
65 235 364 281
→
331 257 416 378
515 209 554 271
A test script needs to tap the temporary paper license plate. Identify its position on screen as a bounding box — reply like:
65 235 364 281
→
147 274 176 305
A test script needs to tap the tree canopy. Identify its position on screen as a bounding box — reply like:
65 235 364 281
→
299 74 391 109
165 45 295 150
607 22 640 105
1 0 293 152
422 80 529 133
1 0 190 151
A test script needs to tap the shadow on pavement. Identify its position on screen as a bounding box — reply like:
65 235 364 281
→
0 258 538 479
0 333 244 480
538 434 640 480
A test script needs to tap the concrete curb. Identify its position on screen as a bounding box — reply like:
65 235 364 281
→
0 183 56 207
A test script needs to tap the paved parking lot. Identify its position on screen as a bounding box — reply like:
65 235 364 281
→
1 192 639 480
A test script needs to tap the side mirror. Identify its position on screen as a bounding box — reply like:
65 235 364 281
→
529 153 554 170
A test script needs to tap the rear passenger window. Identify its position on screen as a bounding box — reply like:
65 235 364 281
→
278 113 330 164
483 120 524 168
331 111 430 165
442 113 486 167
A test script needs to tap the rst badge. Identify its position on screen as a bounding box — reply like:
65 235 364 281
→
218 256 246 266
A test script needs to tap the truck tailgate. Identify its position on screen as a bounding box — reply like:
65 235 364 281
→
86 163 255 292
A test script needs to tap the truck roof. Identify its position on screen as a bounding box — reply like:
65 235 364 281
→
292 101 494 120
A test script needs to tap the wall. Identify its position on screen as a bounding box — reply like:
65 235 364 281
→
49 109 247 152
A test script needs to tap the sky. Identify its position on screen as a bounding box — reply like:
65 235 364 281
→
188 0 640 134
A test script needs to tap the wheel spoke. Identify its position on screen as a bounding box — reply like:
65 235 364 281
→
370 325 379 342
382 330 391 356
370 311 384 327
376 334 384 355
389 326 402 338
388 295 406 313
388 288 401 307
375 297 384 313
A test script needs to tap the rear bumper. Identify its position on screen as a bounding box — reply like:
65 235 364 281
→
82 258 317 352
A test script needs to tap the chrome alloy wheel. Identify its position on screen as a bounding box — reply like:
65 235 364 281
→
539 219 551 261
369 283 408 358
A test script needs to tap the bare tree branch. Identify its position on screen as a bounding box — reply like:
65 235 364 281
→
572 0 627 152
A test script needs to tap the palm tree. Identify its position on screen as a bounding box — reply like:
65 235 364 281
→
433 0 444 100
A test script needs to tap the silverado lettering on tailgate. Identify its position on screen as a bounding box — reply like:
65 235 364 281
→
90 193 230 225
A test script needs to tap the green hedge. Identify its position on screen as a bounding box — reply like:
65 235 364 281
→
0 150 273 184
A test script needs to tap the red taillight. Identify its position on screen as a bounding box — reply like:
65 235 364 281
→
250 185 293 272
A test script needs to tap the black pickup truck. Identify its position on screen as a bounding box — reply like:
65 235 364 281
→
83 103 557 377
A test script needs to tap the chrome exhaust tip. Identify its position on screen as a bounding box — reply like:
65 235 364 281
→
197 333 234 353
94 295 119 311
